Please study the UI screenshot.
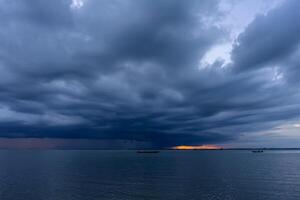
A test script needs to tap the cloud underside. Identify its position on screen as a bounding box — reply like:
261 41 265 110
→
0 0 300 148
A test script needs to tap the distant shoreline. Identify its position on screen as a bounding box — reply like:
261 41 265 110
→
0 148 300 150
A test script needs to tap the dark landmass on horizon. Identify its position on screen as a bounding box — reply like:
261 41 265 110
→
0 147 299 151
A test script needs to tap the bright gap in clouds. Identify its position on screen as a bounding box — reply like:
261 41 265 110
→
199 43 232 69
70 0 85 9
199 0 286 70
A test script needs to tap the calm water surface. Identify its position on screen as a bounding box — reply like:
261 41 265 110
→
0 150 299 200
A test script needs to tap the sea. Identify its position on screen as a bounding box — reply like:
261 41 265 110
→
0 150 299 200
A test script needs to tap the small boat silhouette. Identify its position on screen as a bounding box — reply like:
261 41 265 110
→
252 150 263 153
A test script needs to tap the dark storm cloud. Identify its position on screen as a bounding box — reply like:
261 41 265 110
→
0 0 300 148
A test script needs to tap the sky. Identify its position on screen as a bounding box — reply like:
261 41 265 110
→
0 0 300 149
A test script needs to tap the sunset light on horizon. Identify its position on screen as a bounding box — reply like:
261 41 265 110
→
172 145 222 150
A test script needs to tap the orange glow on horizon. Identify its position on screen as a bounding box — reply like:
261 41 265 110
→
172 145 222 150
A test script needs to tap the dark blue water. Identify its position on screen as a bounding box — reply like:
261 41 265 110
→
0 150 299 200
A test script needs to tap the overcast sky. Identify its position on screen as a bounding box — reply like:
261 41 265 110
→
0 0 300 148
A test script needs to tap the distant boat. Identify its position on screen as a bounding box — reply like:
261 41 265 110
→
137 150 160 154
252 150 263 153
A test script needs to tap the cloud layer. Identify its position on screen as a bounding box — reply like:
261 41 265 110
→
0 0 300 148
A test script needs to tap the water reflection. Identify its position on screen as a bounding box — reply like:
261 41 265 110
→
0 150 299 200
